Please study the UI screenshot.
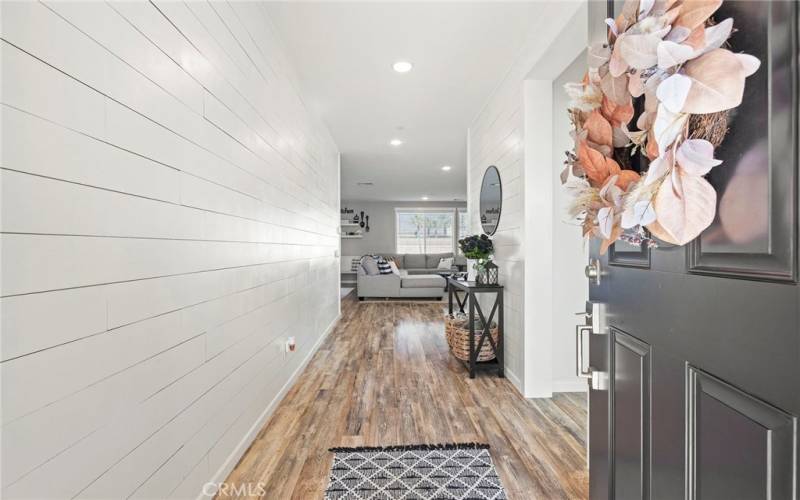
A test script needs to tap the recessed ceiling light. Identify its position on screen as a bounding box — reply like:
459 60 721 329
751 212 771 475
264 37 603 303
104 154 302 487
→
441 165 452 171
392 61 413 73
421 196 429 201
389 138 404 146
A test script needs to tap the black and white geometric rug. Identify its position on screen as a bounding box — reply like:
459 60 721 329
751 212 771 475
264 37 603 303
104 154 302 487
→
325 443 507 499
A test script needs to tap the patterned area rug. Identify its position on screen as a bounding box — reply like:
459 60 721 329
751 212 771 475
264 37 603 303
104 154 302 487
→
324 443 507 499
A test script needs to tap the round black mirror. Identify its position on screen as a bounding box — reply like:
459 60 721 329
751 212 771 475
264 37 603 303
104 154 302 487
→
479 166 502 236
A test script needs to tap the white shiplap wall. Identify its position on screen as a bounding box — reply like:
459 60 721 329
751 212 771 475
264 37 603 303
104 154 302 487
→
467 2 585 394
468 87 526 388
0 2 340 498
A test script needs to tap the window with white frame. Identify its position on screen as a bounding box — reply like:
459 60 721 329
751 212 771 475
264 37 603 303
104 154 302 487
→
395 209 456 254
457 208 469 241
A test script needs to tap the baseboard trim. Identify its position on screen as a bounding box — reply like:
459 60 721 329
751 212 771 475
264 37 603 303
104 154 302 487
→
199 313 342 498
504 368 524 396
552 378 588 393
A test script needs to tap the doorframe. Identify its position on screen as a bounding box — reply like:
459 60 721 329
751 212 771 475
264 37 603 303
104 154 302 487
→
521 2 589 397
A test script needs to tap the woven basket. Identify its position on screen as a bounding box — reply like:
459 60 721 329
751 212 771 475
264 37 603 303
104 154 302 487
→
445 313 499 362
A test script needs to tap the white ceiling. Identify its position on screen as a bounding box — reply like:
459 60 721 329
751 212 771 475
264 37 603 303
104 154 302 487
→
265 1 576 202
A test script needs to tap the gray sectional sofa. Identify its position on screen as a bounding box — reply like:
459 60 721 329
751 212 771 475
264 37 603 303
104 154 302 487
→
380 252 466 275
356 252 465 300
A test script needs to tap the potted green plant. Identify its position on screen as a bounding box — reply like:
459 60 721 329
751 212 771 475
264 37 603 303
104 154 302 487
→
458 234 494 282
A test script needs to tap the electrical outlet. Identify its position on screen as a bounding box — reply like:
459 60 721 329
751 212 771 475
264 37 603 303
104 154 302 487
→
285 337 296 354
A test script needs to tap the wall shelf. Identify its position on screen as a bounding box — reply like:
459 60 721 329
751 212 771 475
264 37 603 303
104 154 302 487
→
341 234 363 239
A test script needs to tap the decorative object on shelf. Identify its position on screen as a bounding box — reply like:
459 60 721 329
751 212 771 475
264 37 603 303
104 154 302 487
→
340 208 355 225
341 208 371 230
561 0 760 252
477 260 499 286
458 234 494 282
479 166 502 236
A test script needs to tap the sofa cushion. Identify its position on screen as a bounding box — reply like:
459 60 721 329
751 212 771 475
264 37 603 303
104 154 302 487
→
361 255 380 276
401 274 446 288
426 252 452 269
404 254 426 269
404 269 434 275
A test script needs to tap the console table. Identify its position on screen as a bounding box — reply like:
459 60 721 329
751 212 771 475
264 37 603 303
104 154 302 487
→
447 278 504 379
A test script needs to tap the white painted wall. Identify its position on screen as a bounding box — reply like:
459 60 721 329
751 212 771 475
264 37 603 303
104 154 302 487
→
467 1 587 397
0 2 339 498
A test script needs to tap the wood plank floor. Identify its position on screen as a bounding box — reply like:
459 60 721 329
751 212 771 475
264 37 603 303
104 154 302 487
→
220 295 589 499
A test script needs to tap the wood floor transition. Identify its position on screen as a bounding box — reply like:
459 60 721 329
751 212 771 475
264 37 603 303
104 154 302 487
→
219 293 589 499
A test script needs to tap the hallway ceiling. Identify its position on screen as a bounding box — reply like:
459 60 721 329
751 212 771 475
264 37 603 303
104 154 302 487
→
265 1 580 202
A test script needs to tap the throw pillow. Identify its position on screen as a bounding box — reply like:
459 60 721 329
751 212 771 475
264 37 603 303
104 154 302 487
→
437 257 454 270
361 255 380 276
376 256 393 275
389 261 400 275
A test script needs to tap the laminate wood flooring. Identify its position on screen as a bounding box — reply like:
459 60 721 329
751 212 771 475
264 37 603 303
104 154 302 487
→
220 295 588 499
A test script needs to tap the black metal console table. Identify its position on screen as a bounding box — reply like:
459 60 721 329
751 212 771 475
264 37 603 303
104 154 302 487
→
447 278 504 379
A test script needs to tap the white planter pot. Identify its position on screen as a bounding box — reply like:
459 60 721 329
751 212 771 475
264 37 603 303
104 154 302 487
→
467 259 478 281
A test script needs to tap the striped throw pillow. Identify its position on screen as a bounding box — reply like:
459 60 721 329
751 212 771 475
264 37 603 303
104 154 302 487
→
375 256 393 275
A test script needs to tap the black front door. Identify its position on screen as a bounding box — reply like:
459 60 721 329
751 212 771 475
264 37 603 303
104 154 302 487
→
584 2 799 499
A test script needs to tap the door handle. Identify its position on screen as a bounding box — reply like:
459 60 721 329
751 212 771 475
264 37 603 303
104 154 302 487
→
585 259 601 285
576 325 592 378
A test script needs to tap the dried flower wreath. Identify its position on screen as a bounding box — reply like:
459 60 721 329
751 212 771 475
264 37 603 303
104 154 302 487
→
562 0 760 253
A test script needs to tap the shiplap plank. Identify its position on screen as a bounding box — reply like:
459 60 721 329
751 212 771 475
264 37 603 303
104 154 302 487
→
1 105 182 204
0 169 205 240
106 261 299 331
0 42 105 138
0 286 106 362
1 233 329 296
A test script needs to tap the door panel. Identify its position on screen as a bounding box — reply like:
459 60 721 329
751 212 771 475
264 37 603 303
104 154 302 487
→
650 351 685 500
608 240 650 269
687 367 796 500
687 0 797 281
585 1 800 498
611 330 650 500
